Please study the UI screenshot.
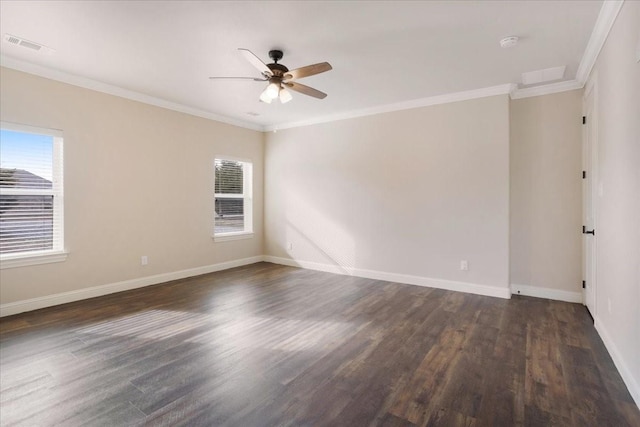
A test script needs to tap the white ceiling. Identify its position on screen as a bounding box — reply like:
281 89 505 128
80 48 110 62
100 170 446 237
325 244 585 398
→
0 1 604 130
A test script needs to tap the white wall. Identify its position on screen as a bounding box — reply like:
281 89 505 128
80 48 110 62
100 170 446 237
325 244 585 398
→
510 90 583 299
265 95 510 296
0 67 264 306
588 0 640 405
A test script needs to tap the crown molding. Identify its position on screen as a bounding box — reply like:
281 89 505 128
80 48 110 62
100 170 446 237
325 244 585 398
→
264 83 517 132
0 55 264 132
510 79 584 100
576 0 624 84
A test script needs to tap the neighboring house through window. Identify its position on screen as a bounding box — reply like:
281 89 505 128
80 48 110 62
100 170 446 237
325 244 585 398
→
214 157 253 241
0 122 66 268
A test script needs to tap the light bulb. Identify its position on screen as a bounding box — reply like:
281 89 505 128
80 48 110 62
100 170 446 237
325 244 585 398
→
266 81 280 99
279 87 293 103
259 89 272 103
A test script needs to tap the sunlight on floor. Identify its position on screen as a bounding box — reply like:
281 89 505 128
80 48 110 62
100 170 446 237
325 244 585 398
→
74 309 213 341
74 309 354 353
187 316 353 352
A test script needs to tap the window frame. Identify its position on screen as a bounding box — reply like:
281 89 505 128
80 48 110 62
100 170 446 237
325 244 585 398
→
213 156 253 242
0 121 67 269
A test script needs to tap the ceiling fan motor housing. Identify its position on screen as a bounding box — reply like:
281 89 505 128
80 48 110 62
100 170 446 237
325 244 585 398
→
268 63 289 77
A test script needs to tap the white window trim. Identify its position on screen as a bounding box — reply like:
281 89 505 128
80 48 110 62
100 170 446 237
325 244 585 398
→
213 156 253 241
214 231 254 242
0 250 68 269
0 121 66 267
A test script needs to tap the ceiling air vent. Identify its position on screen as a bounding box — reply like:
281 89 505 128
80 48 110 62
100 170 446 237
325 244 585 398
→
3 34 54 54
521 66 566 86
6 35 21 45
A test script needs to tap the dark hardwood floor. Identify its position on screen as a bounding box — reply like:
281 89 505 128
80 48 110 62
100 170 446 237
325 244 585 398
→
1 262 638 426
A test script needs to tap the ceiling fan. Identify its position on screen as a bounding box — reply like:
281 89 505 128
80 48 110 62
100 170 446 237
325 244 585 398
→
209 49 332 104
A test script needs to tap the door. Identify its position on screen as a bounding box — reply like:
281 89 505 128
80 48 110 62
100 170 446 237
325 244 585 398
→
583 80 597 317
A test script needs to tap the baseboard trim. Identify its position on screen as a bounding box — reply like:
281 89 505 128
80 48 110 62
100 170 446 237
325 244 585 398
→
264 256 511 299
10 257 594 316
595 318 640 408
510 283 583 303
0 256 264 317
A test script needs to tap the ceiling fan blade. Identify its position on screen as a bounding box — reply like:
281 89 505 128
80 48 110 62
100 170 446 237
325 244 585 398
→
209 77 267 81
284 62 332 81
284 82 327 99
238 48 272 76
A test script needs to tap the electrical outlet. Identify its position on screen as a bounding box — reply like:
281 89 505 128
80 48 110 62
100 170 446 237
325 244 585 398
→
287 242 293 251
141 256 148 266
460 260 468 271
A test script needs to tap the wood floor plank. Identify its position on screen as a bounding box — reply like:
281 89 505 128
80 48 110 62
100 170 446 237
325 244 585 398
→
1 262 638 426
474 298 527 427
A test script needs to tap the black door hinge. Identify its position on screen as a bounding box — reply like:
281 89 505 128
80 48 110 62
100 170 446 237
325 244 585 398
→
583 225 595 235
582 280 586 289
583 116 586 124
582 171 586 179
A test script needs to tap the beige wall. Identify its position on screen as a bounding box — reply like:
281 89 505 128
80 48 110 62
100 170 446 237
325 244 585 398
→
0 67 264 304
265 95 510 290
589 1 640 402
510 90 583 293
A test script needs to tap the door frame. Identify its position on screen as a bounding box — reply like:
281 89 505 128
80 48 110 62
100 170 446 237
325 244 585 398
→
582 74 598 316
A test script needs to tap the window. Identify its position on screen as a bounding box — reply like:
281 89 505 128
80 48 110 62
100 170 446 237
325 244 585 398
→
0 122 65 268
214 157 253 241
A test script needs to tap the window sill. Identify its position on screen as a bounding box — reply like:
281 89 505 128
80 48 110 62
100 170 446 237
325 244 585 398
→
0 251 68 269
213 232 254 242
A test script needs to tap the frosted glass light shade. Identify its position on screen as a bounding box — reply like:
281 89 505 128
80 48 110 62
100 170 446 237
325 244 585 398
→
266 82 280 99
259 89 272 103
279 88 293 103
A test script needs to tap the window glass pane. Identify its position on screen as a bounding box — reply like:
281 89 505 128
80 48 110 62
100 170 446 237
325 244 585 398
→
0 194 54 254
215 159 243 194
0 130 53 189
214 197 244 234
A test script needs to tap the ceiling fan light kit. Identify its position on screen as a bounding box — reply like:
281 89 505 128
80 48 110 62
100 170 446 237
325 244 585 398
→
210 48 332 104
